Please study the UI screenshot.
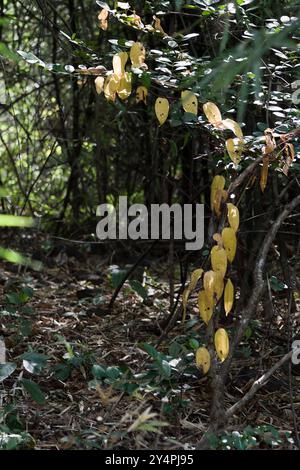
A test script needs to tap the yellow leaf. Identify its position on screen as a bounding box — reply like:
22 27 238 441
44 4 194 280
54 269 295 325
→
213 233 223 248
104 75 119 102
222 118 243 139
132 14 144 29
260 155 269 192
155 97 169 125
113 52 128 76
153 16 166 35
203 270 224 305
226 138 243 165
198 290 213 325
117 72 132 100
263 128 276 155
203 102 223 127
136 86 148 104
195 347 210 374
224 279 234 316
98 9 109 30
95 76 104 95
130 42 146 68
222 227 237 263
98 8 108 20
181 91 198 116
282 143 295 176
210 246 227 278
227 203 239 232
214 328 229 362
188 268 204 292
213 188 224 218
210 175 225 211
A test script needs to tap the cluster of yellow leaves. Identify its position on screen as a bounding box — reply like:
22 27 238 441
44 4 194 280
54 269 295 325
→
192 176 241 372
94 42 148 102
203 102 244 166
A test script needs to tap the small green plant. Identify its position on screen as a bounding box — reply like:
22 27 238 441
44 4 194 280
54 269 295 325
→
207 425 293 450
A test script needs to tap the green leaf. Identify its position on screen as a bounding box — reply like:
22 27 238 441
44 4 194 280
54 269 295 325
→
17 50 44 66
129 280 148 300
0 43 20 62
188 338 199 350
0 363 17 382
0 247 42 270
0 215 34 227
92 364 107 379
21 352 49 374
156 359 171 379
139 342 160 359
168 341 182 357
21 379 46 405
106 366 121 380
53 363 71 381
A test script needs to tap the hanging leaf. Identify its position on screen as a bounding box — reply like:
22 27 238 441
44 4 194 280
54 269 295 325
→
260 155 269 192
227 203 239 232
222 227 237 263
213 188 224 218
155 97 169 125
222 118 243 139
117 72 132 100
224 279 234 316
136 86 148 104
188 268 204 292
95 76 104 95
282 143 295 176
203 270 224 305
226 138 243 165
210 175 225 211
98 8 109 30
214 328 229 362
181 91 198 116
195 347 210 374
203 102 223 128
210 246 227 278
198 290 213 325
113 51 128 76
263 128 276 155
153 16 166 35
104 74 119 102
130 42 146 68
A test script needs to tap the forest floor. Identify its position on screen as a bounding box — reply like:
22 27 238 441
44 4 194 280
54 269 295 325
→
0 233 299 450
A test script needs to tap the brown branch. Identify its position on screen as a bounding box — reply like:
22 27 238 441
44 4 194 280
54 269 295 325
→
223 194 300 381
226 350 293 419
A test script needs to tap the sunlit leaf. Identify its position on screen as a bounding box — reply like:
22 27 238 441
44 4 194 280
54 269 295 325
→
214 328 229 362
227 203 239 232
181 91 198 116
224 279 234 316
221 227 237 263
130 42 146 68
155 97 169 125
195 347 210 374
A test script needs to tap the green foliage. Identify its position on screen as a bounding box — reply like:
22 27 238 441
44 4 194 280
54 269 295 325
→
207 425 293 450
